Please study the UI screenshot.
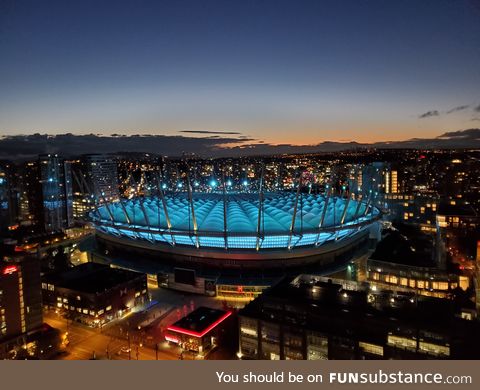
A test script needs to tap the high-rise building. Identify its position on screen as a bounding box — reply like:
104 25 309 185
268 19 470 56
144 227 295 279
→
70 155 119 220
0 256 60 359
72 154 120 220
84 154 119 202
0 257 43 338
34 155 73 233
0 161 19 232
23 155 73 233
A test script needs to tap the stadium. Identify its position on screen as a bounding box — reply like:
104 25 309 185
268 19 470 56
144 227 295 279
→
89 190 382 297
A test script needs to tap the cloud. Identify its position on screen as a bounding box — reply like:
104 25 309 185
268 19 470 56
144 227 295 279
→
1 129 479 160
446 105 470 114
179 130 242 135
419 110 439 119
475 104 480 113
437 128 480 139
0 133 252 160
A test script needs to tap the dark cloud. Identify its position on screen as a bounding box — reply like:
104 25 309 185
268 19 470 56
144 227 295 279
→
0 133 252 160
179 130 242 135
418 110 440 119
475 104 480 112
0 129 479 160
437 128 480 139
446 105 470 114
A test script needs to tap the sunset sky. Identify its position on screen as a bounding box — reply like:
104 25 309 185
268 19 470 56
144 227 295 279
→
0 0 479 145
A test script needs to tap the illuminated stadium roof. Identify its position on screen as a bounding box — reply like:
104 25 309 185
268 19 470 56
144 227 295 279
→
91 192 380 251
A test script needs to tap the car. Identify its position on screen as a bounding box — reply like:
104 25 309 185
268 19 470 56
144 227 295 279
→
120 346 131 354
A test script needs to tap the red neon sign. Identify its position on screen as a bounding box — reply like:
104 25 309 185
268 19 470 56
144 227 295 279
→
167 311 232 338
2 265 18 275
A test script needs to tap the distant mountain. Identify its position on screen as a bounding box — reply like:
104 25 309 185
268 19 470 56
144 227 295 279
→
0 129 479 160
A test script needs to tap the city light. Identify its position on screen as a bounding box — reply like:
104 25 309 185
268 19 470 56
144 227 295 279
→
2 265 18 275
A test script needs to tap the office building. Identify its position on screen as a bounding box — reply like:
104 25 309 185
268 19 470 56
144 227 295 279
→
0 256 58 359
238 275 480 360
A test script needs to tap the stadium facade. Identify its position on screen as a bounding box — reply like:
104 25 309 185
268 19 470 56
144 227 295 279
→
89 191 382 297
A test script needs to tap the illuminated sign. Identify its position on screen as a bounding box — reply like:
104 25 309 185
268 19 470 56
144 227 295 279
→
2 265 18 275
167 311 232 338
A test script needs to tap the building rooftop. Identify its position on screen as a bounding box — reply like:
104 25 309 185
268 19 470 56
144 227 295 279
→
239 275 468 338
369 224 435 267
42 262 144 295
167 306 232 337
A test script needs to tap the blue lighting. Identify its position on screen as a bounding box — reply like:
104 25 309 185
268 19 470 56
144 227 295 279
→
226 180 232 187
177 182 183 189
92 193 378 250
242 180 248 186
210 179 217 187
162 183 167 190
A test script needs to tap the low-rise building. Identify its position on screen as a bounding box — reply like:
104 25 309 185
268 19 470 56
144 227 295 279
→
165 306 234 357
42 262 148 327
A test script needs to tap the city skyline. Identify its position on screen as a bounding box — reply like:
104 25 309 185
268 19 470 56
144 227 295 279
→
1 0 480 144
1 0 480 364
1 128 479 160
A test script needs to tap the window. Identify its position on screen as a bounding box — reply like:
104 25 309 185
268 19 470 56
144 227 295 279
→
240 327 257 337
387 335 416 351
359 342 384 356
419 342 449 357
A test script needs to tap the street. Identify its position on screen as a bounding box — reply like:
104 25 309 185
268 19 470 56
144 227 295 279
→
44 283 232 360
